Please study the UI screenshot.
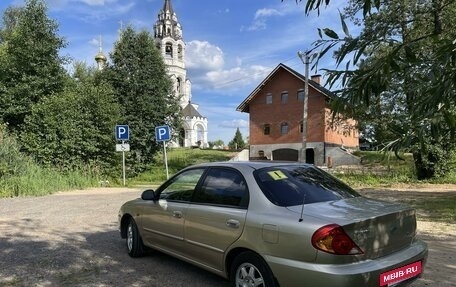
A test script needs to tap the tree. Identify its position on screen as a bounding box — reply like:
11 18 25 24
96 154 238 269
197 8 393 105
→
0 0 67 132
288 0 456 179
228 128 246 150
20 63 121 173
208 139 225 149
105 27 182 174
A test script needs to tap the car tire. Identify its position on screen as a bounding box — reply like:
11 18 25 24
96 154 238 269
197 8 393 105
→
126 218 145 257
230 251 277 287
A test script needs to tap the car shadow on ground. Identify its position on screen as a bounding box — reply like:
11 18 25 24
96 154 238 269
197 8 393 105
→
0 219 229 287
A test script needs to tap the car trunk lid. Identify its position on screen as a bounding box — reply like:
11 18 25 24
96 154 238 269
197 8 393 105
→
287 197 417 259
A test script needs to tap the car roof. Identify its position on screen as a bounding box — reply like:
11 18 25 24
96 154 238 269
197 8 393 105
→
190 161 311 170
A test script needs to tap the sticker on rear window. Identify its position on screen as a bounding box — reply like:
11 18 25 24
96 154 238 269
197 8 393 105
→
268 170 288 180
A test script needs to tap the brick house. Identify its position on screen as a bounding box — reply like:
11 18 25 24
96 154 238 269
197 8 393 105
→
236 63 359 166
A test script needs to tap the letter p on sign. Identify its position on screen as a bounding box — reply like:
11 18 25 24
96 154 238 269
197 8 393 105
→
155 125 171 142
116 125 129 141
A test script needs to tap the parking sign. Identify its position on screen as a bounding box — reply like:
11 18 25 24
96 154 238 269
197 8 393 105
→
155 125 170 141
116 125 129 141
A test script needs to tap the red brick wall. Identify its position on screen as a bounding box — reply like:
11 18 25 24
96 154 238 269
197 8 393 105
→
248 68 358 148
323 109 359 148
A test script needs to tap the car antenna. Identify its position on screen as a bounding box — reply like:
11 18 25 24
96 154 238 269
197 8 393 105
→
299 191 307 222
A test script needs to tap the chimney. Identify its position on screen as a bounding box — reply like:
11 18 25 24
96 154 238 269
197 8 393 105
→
311 74 322 85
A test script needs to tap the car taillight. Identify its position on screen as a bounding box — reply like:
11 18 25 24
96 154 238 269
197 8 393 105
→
311 224 363 255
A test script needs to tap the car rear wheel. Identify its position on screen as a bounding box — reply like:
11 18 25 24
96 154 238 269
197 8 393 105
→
126 218 145 257
230 251 277 287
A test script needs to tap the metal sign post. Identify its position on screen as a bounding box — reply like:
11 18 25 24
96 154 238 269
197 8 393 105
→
155 125 171 179
115 125 130 186
122 140 126 185
163 141 169 179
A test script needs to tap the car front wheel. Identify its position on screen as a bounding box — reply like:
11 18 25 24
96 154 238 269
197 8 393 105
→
126 218 145 257
230 251 277 287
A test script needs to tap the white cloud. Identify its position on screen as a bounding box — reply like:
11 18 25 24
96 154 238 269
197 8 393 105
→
88 38 99 47
254 8 282 19
185 40 273 92
186 40 224 71
207 65 271 90
220 119 249 129
241 6 292 32
50 1 135 22
75 0 118 6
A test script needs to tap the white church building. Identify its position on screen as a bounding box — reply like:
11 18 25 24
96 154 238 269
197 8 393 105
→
153 0 208 148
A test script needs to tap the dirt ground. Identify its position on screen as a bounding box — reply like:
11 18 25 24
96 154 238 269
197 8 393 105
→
358 185 456 287
0 185 455 287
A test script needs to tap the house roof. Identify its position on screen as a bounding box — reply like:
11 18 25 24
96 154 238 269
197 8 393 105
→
182 102 206 118
236 63 335 113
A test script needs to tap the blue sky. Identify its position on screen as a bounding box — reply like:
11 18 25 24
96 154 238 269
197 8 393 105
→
0 0 346 145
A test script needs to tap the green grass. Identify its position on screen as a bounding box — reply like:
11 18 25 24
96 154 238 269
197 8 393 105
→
0 125 100 198
0 162 100 197
333 151 456 187
131 148 233 185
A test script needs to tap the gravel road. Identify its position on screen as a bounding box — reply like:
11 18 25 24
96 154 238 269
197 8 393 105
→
0 187 454 287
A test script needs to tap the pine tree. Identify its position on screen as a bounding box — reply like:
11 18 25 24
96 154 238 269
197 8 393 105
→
228 128 246 150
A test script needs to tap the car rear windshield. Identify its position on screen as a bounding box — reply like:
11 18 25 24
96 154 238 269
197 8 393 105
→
254 165 360 207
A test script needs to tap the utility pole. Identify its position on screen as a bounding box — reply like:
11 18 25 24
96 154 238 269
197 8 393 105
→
297 50 310 163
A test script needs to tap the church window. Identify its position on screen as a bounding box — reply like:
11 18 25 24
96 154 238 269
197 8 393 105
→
178 45 183 60
176 78 181 93
165 43 173 57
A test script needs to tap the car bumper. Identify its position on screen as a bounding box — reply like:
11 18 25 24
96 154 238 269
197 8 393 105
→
265 239 427 287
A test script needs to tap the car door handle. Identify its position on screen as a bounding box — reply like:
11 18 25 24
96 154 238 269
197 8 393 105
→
173 211 183 218
226 219 240 229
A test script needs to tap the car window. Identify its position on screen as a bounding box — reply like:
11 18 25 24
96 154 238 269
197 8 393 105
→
254 165 360 207
159 168 205 202
193 168 249 208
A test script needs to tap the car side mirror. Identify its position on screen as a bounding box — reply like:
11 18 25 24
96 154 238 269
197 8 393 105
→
141 189 157 201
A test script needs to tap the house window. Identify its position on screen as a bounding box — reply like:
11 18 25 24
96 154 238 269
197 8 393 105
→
300 121 304 133
281 123 289 135
263 124 270 135
258 150 265 158
266 93 272 104
281 92 288 104
297 90 305 102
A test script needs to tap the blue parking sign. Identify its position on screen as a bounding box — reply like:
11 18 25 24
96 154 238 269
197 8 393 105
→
155 125 170 141
116 125 129 140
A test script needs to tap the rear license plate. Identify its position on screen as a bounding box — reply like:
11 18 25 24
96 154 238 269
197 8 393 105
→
380 261 422 286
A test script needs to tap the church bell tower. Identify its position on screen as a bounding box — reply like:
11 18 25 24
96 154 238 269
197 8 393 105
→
153 0 190 107
153 0 208 148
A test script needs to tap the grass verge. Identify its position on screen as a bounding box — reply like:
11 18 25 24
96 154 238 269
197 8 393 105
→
0 125 100 198
131 148 234 185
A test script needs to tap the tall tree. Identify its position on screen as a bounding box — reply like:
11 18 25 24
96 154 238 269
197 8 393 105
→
106 27 182 174
0 0 67 132
228 128 246 150
289 0 456 179
20 63 121 173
